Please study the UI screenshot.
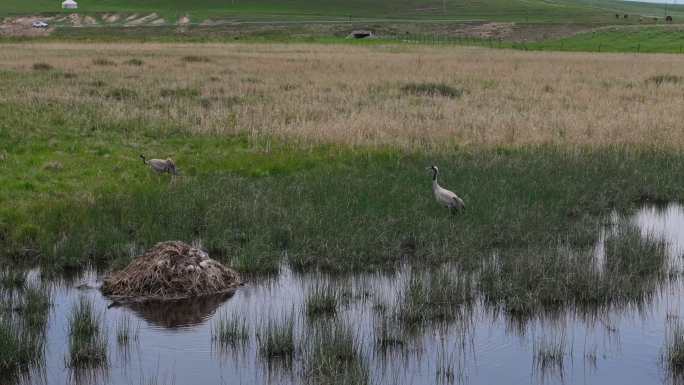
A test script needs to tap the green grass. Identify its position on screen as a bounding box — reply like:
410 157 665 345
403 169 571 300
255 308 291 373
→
2 0 684 23
5 106 684 276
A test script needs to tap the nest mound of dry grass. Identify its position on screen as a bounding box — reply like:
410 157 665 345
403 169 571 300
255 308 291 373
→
101 241 241 300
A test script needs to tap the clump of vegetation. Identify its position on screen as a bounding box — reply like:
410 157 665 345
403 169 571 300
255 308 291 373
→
92 58 116 66
105 87 138 101
534 338 565 379
479 222 668 321
1 270 26 290
21 286 51 333
182 55 210 63
160 88 200 98
0 286 50 380
0 320 44 379
66 297 107 369
647 74 682 86
374 315 405 352
400 82 463 98
212 312 249 348
305 284 338 319
664 321 684 380
115 315 137 346
32 62 53 71
397 268 473 328
303 323 369 385
257 315 295 362
125 58 144 66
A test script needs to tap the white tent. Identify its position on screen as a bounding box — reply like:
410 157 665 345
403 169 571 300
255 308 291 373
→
62 0 78 9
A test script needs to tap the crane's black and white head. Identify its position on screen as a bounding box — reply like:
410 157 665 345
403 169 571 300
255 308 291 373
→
426 165 439 180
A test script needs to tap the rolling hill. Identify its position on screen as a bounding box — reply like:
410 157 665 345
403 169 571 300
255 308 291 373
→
2 0 684 23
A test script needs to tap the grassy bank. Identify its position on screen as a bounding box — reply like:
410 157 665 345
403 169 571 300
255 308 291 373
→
528 25 684 53
2 42 684 275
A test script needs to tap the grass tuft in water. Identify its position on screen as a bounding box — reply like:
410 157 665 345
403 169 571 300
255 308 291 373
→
397 268 473 328
0 319 45 379
305 284 338 319
115 314 138 346
212 312 249 348
303 322 369 385
533 337 565 380
1 270 26 290
21 286 51 333
258 315 295 362
66 297 107 369
664 321 684 380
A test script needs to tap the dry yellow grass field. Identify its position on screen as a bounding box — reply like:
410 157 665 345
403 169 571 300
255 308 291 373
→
2 42 684 149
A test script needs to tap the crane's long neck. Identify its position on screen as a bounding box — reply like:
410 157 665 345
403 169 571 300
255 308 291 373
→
140 155 147 164
432 169 439 189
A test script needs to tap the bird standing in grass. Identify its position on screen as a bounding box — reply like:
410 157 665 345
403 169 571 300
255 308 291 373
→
427 165 465 215
140 154 179 176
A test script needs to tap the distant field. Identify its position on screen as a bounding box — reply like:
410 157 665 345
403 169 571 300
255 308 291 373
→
3 0 684 23
528 25 684 53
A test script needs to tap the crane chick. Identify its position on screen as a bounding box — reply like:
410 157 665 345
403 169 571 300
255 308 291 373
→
427 165 465 215
140 154 179 176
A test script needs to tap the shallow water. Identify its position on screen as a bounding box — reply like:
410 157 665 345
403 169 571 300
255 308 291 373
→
15 204 684 385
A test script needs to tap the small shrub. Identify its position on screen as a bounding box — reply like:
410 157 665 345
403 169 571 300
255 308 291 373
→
32 63 53 71
160 88 200 98
125 58 144 66
105 88 137 101
92 58 116 66
647 74 682 86
182 55 210 63
401 82 463 98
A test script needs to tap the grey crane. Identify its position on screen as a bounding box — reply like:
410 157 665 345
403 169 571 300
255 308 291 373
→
427 165 465 215
140 154 179 176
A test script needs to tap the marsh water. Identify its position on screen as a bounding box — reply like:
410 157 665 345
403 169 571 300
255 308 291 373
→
15 204 684 385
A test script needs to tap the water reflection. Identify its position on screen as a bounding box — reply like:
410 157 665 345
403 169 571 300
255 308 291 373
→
5 204 684 385
119 291 236 328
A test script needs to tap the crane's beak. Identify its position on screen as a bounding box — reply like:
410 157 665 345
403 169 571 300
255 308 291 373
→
425 166 432 170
